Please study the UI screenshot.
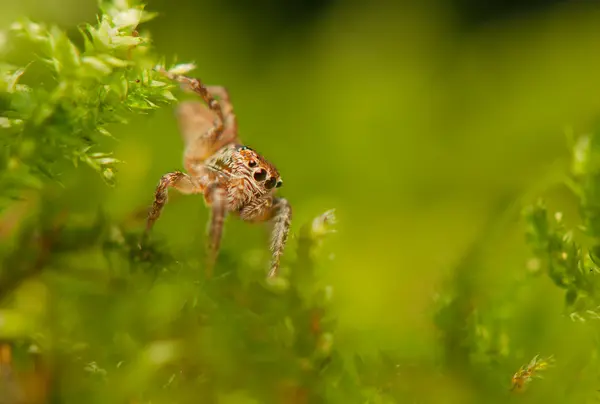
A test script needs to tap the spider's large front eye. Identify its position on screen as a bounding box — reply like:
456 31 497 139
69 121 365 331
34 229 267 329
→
248 160 257 168
253 169 267 181
265 177 277 189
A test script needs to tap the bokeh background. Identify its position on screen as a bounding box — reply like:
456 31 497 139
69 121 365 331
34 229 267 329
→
4 0 600 402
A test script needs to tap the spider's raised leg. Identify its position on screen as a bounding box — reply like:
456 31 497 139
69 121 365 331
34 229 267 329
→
158 68 239 168
268 198 292 278
206 85 237 136
204 184 228 277
176 100 239 174
142 171 204 244
159 68 225 130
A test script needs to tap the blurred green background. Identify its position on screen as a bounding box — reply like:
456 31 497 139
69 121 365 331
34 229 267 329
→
4 0 600 402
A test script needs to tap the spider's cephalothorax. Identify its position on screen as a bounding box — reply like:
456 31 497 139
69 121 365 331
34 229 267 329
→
143 68 291 278
205 144 283 215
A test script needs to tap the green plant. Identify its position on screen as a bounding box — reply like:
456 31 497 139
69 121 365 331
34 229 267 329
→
0 0 187 208
6 0 600 402
524 130 600 321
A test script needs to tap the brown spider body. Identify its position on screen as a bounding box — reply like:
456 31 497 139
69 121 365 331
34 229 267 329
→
203 144 281 218
143 68 291 278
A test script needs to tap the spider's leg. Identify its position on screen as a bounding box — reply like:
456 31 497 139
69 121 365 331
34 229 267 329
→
204 184 228 277
239 197 292 277
176 100 239 174
268 198 292 278
159 68 239 164
142 171 204 244
159 68 225 131
206 85 237 137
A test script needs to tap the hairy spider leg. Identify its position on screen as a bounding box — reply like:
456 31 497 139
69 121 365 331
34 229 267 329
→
142 171 206 244
206 85 237 136
204 184 228 277
158 67 225 134
268 198 292 277
237 195 292 277
176 101 239 174
158 68 239 166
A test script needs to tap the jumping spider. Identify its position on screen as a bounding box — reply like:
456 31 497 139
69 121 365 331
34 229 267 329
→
142 67 291 278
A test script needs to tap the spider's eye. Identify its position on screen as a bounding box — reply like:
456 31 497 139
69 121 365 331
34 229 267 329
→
276 180 283 188
248 160 257 168
265 177 277 189
253 169 267 181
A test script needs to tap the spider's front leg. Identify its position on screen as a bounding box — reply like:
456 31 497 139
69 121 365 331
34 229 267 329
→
159 68 240 157
204 184 228 277
268 198 292 278
205 85 237 136
240 198 292 277
162 68 240 170
158 67 226 132
142 171 204 245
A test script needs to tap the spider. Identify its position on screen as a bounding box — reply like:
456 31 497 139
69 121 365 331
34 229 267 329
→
142 67 291 278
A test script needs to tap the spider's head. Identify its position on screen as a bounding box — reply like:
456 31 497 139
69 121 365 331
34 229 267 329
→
234 145 283 192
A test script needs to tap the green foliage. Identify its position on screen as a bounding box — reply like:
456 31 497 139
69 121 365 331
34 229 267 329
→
0 196 342 403
524 131 600 321
0 0 181 207
6 0 600 403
